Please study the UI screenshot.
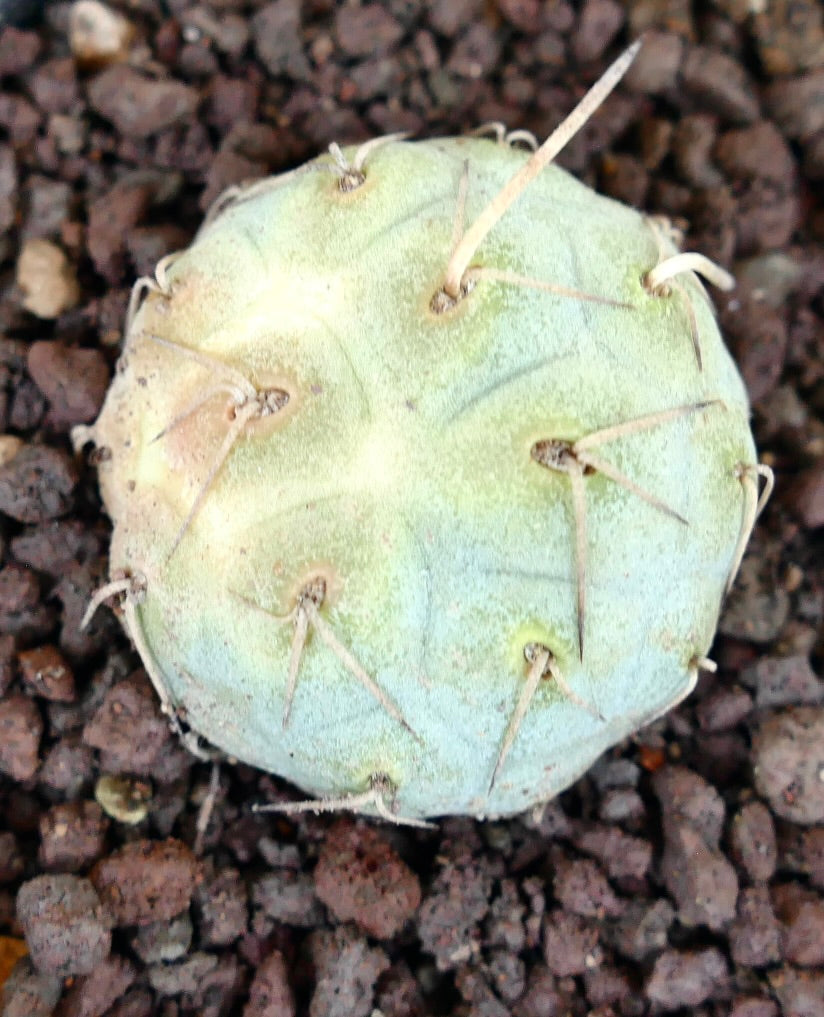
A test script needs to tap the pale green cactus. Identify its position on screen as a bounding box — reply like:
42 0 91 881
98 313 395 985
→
78 44 771 822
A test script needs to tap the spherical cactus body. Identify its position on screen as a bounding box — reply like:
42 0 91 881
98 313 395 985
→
82 49 768 822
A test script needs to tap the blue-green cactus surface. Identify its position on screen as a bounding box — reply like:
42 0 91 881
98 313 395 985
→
83 81 765 821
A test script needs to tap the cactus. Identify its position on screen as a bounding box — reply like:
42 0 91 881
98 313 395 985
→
78 45 771 822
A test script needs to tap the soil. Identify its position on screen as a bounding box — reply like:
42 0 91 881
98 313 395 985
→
0 1 823 1016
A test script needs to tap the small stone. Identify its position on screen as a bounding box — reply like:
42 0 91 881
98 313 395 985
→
87 65 199 138
772 883 824 966
660 822 739 930
645 948 729 1009
308 925 389 1017
53 953 136 1017
752 707 824 824
681 46 759 124
789 463 824 529
94 774 152 825
741 654 824 708
765 71 824 141
0 693 42 781
801 828 824 889
768 966 824 1017
753 0 824 77
715 120 796 183
314 818 421 938
90 838 199 927
605 898 674 961
542 909 602 976
16 874 112 977
0 26 41 75
0 444 77 523
195 866 248 946
18 645 75 702
252 868 323 928
0 832 24 884
335 4 404 57
69 0 134 68
729 998 779 1017
82 671 171 774
16 239 80 319
242 949 295 1017
131 910 192 964
26 342 110 428
572 0 625 64
38 800 109 873
251 0 310 80
551 855 623 919
418 856 492 971
0 956 62 1017
428 0 483 38
728 800 777 882
729 885 782 967
147 951 218 997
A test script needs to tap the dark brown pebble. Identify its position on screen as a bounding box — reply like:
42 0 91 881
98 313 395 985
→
0 956 63 1017
16 873 113 976
681 46 759 124
0 563 53 640
801 828 824 890
251 0 310 80
721 294 788 403
308 925 389 1017
10 520 103 581
195 865 248 946
660 821 739 930
18 644 74 702
551 854 623 919
87 65 199 139
26 341 110 427
773 882 824 966
752 707 824 824
573 823 652 883
418 856 492 971
131 910 192 964
788 462 824 529
741 654 824 708
729 885 782 967
38 736 95 799
729 997 779 1017
242 949 296 1017
645 947 729 1009
728 800 778 882
38 800 109 873
0 26 41 74
0 444 77 523
0 691 42 781
572 0 624 64
334 4 404 58
0 830 24 883
768 966 824 1017
541 908 602 976
146 950 217 997
252 866 323 929
314 818 421 939
605 898 675 962
624 30 683 94
90 838 199 927
82 671 171 775
765 71 824 141
54 953 136 1017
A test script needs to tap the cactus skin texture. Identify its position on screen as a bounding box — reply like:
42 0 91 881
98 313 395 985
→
82 54 768 823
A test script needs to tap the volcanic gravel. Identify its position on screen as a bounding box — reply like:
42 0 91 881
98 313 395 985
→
1 2 823 1016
